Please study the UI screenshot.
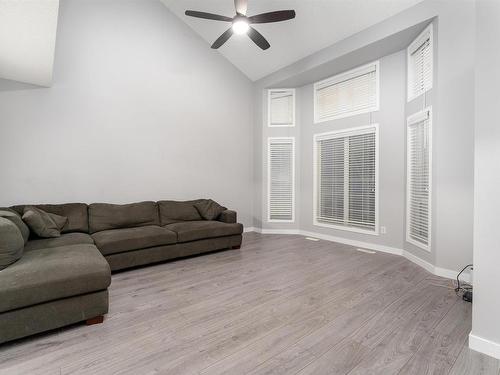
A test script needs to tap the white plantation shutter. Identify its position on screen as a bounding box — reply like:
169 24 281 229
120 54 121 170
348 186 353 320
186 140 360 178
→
315 126 377 232
269 89 295 127
268 138 295 221
408 25 433 100
314 62 379 123
407 108 432 250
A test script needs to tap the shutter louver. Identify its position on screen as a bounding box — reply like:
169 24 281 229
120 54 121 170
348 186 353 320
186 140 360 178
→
314 62 379 123
268 138 294 221
407 109 431 250
408 25 433 100
269 89 294 127
315 126 377 232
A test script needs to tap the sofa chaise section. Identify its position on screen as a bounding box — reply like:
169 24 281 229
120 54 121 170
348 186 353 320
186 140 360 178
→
0 205 111 345
0 245 110 344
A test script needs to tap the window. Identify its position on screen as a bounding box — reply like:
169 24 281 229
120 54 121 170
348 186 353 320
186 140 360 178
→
313 125 378 234
268 89 295 127
268 137 295 222
406 108 432 250
314 61 379 123
407 24 433 101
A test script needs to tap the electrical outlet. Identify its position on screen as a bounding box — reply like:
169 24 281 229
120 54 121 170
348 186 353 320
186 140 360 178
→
381 226 387 234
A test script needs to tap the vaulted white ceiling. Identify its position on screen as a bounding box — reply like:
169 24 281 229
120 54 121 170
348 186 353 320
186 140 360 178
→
162 0 423 81
0 0 59 86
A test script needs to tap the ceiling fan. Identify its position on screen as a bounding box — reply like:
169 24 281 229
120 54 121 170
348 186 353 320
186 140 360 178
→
185 0 296 50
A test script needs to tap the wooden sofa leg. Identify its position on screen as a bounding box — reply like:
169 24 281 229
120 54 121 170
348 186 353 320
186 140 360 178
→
231 245 241 250
86 315 104 325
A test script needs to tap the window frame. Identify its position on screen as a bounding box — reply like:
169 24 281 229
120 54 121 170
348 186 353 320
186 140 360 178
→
407 24 433 102
267 88 296 127
313 61 380 124
267 137 296 223
406 107 432 251
313 124 379 235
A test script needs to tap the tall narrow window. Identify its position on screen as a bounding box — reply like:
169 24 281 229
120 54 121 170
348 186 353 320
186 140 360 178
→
406 108 432 250
314 125 378 234
407 24 433 101
268 89 295 127
268 137 295 222
314 61 379 123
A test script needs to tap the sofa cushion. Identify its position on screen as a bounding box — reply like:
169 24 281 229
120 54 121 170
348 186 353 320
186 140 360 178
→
158 200 204 225
22 206 67 238
194 199 227 220
25 233 94 252
89 201 160 234
0 244 110 313
164 220 243 243
0 209 30 244
0 217 24 270
91 225 177 256
12 203 89 234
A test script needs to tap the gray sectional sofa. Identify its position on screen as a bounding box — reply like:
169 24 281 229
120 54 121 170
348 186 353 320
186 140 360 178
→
0 200 243 344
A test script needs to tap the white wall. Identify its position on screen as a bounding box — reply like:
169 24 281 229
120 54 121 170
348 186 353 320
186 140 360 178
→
0 0 59 86
0 0 254 226
471 0 500 360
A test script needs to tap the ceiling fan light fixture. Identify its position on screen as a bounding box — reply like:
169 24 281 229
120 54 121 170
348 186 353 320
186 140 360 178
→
185 0 296 50
232 19 249 34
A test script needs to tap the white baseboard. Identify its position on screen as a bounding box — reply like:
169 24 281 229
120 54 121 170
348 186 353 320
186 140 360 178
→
402 250 435 274
244 227 469 282
300 230 403 256
435 266 471 283
469 333 500 359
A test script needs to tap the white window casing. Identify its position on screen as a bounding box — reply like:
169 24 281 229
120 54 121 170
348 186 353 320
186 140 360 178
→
268 89 295 127
268 137 295 222
407 24 433 101
406 107 432 251
313 124 379 235
314 61 379 123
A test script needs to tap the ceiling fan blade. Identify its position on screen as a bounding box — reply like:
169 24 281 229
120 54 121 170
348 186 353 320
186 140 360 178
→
248 26 270 50
234 0 248 15
211 28 234 49
248 10 296 24
185 10 233 22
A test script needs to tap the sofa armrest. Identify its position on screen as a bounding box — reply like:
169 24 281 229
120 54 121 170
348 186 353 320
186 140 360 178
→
218 210 237 224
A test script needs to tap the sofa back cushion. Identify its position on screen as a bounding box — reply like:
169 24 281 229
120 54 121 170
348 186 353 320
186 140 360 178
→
89 201 159 234
0 217 24 270
158 200 204 225
12 203 89 234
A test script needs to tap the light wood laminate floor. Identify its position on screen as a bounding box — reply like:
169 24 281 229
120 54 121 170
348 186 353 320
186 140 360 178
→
1 233 498 375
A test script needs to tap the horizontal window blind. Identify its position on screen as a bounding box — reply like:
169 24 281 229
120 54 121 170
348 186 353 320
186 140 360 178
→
314 62 379 123
268 138 294 221
407 109 431 250
315 126 377 232
408 25 433 100
269 89 294 127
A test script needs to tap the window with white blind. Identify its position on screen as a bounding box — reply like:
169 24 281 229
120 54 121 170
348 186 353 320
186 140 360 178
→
313 125 378 234
268 138 295 222
314 61 379 123
406 108 432 250
268 89 295 127
407 24 433 101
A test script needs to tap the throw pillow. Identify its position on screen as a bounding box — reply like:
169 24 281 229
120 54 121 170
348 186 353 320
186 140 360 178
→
22 206 68 238
194 199 226 221
0 209 30 244
0 217 24 270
